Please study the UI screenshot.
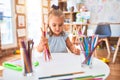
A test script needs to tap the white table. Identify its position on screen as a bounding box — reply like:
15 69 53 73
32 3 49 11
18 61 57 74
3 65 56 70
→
3 53 110 80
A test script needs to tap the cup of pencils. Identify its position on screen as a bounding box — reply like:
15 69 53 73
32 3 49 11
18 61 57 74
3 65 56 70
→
19 39 34 76
81 50 93 68
79 35 98 68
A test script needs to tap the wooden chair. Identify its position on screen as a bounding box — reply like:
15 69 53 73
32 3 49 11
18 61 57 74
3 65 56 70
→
112 37 120 63
94 23 111 59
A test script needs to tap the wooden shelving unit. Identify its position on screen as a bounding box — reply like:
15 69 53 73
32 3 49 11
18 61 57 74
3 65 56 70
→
58 0 88 34
41 0 51 25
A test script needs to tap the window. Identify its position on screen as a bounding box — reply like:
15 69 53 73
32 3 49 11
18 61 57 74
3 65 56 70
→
0 0 17 49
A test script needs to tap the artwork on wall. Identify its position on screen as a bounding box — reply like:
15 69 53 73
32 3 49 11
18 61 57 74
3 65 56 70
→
16 5 25 14
17 15 25 27
15 0 26 38
17 28 26 37
18 0 25 5
84 0 120 23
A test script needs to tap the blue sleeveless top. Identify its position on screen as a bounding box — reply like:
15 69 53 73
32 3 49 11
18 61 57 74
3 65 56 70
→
47 32 68 53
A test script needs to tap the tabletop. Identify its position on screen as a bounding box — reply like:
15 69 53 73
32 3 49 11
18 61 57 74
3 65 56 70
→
2 53 110 80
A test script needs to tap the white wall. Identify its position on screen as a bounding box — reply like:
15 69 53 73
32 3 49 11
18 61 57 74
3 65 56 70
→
26 0 42 46
85 0 120 36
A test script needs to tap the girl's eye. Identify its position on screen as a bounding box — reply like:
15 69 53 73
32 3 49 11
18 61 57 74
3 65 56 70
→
52 23 63 27
52 24 56 27
59 23 63 27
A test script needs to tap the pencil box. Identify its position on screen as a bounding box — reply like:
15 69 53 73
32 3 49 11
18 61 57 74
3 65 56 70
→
2 61 39 72
2 62 22 72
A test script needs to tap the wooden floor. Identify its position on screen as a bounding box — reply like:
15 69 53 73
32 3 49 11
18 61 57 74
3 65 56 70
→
96 49 120 80
0 49 120 80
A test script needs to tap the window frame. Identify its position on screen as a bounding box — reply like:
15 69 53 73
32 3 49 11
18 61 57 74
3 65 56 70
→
0 0 17 49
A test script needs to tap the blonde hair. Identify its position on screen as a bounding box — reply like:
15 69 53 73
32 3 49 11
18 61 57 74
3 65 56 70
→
47 6 65 36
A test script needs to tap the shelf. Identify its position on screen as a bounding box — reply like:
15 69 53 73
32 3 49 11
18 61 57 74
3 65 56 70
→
63 11 79 14
58 0 67 2
58 0 88 35
64 23 72 25
42 6 48 8
63 11 71 14
64 22 88 26
72 22 88 25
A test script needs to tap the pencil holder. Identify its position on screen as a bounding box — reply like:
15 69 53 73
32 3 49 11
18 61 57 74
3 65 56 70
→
79 35 99 68
81 51 93 68
19 39 34 76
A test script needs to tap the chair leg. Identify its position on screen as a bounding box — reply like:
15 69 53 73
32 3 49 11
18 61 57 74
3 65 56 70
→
95 38 111 59
93 49 97 58
112 37 120 63
104 38 111 59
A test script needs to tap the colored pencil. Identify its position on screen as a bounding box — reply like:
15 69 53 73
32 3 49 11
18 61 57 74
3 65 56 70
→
39 71 84 79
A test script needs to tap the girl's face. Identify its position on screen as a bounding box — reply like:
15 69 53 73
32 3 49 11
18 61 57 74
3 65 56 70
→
49 15 64 36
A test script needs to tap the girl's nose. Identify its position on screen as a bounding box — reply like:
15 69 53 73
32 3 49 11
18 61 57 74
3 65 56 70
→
56 26 60 30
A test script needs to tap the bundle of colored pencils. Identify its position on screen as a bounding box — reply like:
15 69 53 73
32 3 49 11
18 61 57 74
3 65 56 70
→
43 36 52 61
19 39 34 76
79 35 99 67
42 25 52 61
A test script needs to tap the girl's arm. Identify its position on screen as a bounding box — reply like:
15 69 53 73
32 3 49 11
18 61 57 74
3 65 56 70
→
36 38 43 52
36 36 48 53
66 37 80 55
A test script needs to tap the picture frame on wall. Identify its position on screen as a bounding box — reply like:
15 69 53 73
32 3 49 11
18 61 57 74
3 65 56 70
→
17 14 25 27
17 28 26 37
16 5 25 14
17 0 25 5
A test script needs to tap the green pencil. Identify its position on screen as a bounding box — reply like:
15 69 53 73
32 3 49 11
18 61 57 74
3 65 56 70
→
39 71 84 79
74 74 105 80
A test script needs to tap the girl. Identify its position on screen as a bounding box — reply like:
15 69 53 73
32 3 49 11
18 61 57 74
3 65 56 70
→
37 5 80 55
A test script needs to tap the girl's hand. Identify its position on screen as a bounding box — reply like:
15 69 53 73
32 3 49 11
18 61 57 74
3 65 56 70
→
73 48 80 55
40 35 48 47
40 27 48 47
37 25 48 52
